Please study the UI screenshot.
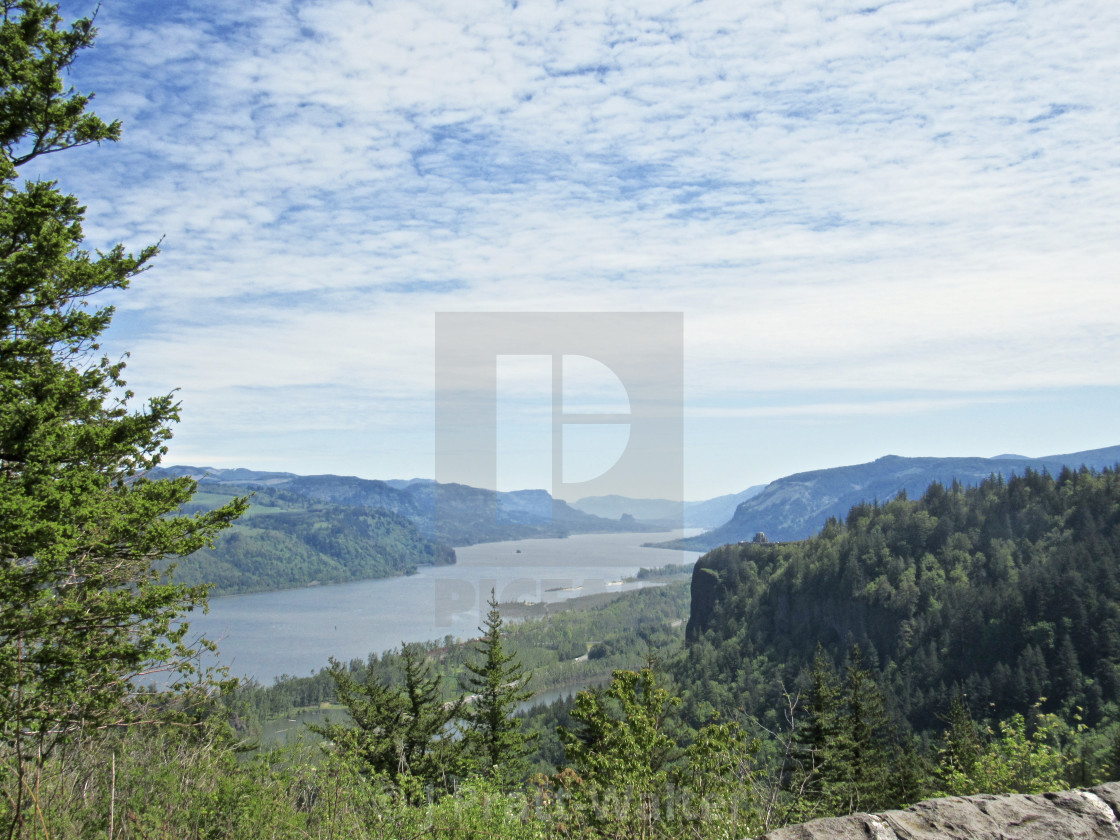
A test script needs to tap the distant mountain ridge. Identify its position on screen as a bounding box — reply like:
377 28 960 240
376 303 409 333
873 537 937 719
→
157 466 654 547
571 485 767 530
662 444 1120 551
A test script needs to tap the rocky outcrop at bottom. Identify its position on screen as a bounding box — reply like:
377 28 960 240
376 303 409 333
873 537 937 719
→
752 782 1120 840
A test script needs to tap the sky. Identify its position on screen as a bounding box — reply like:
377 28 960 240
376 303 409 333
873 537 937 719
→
34 0 1120 500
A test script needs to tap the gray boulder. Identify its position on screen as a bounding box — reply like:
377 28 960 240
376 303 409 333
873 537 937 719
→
752 783 1120 840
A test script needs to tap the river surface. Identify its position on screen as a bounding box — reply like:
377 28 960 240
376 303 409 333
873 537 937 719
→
188 531 699 684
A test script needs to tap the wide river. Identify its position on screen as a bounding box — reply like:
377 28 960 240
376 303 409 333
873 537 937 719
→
188 531 700 684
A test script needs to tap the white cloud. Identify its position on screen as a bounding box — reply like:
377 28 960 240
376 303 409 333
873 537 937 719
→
35 0 1120 491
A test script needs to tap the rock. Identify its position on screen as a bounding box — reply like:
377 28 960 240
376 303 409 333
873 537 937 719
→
884 790 1118 839
1091 783 1120 820
753 813 895 840
751 785 1120 840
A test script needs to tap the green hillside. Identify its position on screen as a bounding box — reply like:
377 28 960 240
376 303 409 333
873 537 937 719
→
166 485 455 595
680 466 1120 730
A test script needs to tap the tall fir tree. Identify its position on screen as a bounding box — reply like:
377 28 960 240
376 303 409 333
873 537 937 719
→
0 4 246 837
791 646 903 817
833 646 898 813
789 645 842 818
459 590 535 784
0 4 245 832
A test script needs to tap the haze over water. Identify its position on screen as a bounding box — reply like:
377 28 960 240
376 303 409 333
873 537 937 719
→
189 531 699 684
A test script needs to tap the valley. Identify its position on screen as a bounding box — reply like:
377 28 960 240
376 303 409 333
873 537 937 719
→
191 529 699 683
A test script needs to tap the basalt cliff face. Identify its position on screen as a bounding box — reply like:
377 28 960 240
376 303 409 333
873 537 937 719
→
753 782 1120 840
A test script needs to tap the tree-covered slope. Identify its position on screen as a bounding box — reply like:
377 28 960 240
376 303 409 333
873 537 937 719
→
680 467 1120 730
167 485 455 595
666 445 1120 550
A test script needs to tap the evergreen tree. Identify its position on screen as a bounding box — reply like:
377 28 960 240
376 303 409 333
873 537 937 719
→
1107 727 1120 782
938 695 981 785
312 645 464 798
789 646 842 816
834 647 896 813
559 668 682 838
791 647 902 817
0 3 244 831
459 591 535 783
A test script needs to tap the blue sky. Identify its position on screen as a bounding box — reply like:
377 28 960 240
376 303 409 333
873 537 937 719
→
36 0 1120 499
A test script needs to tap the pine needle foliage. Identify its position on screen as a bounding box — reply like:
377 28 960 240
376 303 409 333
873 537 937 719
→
459 590 536 784
0 3 245 833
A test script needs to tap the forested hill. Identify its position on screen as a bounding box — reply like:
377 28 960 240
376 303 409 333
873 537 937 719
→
680 467 1120 731
155 466 651 546
665 444 1120 550
166 484 456 596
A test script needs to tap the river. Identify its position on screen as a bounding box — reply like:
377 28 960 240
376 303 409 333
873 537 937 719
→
187 530 699 684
